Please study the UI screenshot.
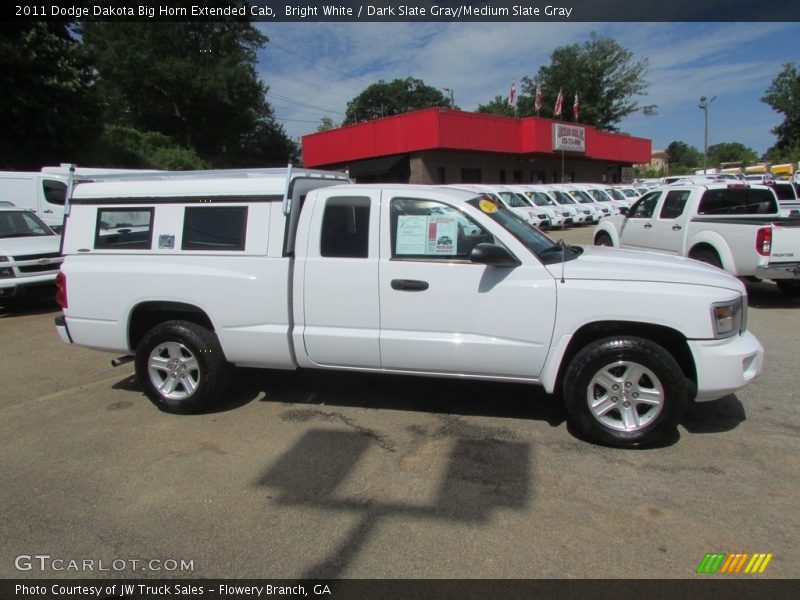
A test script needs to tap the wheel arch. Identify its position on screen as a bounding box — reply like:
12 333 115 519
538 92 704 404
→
687 232 734 273
128 301 215 351
552 320 697 396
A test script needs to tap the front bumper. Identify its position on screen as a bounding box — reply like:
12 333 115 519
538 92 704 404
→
689 330 764 401
0 273 58 299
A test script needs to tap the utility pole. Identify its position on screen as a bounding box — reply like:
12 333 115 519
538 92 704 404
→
698 95 717 174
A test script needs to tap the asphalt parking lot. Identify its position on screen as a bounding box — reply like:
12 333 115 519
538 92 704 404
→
1 225 799 581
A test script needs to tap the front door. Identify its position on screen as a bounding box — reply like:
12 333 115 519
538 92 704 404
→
378 193 557 380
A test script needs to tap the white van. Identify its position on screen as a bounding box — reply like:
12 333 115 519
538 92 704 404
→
0 172 69 232
0 166 161 232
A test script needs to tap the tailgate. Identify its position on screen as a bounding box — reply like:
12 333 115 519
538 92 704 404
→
770 220 800 264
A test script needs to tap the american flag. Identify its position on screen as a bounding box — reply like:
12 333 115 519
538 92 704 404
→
508 78 516 107
554 88 563 118
535 84 543 113
573 92 580 121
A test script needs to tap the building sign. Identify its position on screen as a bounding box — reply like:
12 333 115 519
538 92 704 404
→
621 167 634 183
552 124 586 152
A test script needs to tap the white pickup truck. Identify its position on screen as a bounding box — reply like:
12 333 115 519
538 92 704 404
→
594 182 800 296
54 169 764 448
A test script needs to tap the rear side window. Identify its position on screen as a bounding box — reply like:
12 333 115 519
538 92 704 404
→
772 183 797 201
698 189 778 215
95 208 154 249
660 190 690 219
320 196 370 258
182 206 247 251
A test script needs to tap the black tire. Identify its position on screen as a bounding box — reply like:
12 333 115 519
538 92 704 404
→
135 320 229 414
776 280 800 296
690 247 722 269
594 232 613 247
563 336 689 448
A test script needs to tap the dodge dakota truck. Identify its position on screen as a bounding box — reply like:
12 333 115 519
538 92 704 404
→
54 169 764 448
593 182 800 296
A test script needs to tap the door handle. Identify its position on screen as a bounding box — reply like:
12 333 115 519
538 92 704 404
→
644 223 652 229
391 279 429 291
43 209 54 214
672 225 682 231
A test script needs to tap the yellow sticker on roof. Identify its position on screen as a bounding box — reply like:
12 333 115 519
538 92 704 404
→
479 197 499 213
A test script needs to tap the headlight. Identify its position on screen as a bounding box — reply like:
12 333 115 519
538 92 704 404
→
711 297 744 338
0 256 13 279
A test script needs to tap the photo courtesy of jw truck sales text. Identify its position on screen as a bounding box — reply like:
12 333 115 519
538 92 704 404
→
53 167 764 448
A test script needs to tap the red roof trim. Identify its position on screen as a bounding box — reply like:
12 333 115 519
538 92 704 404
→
302 107 651 166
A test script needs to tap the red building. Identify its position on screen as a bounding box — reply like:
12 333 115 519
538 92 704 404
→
302 108 651 185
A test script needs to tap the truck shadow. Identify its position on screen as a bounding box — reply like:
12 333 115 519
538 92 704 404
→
0 297 59 318
745 280 800 309
227 367 567 427
681 394 746 434
256 427 533 578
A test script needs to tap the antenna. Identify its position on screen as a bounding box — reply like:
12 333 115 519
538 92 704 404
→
559 238 566 284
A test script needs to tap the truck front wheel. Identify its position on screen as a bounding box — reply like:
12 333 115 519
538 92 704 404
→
563 336 689 448
135 320 230 414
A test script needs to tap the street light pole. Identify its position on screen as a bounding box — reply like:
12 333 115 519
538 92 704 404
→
698 95 717 174
443 87 455 109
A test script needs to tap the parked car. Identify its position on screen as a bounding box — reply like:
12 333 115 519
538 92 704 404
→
0 206 63 303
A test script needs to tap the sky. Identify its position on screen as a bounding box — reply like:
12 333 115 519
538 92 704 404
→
253 21 800 157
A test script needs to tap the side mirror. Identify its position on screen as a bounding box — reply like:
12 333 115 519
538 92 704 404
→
619 207 629 216
470 243 521 268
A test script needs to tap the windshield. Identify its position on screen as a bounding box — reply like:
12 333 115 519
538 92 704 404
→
621 189 639 198
590 189 613 202
0 210 54 238
529 192 554 207
606 189 627 201
569 190 595 204
549 190 575 205
498 191 530 208
467 195 580 265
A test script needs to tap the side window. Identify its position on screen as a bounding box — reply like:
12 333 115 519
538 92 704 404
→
182 206 247 251
95 208 154 249
629 192 660 218
390 197 492 260
42 180 67 206
698 189 778 215
320 196 370 259
659 190 690 219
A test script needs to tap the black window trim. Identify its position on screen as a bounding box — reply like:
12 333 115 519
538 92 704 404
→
94 207 155 250
181 205 248 252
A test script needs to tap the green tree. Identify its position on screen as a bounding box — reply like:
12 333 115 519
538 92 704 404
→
92 125 207 170
316 117 338 132
761 63 800 162
343 78 451 124
665 141 702 174
80 22 296 167
518 32 654 130
476 96 516 117
707 142 759 168
0 23 102 169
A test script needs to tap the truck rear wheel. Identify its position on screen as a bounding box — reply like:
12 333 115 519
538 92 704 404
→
594 232 613 246
563 336 689 448
690 248 722 269
135 320 229 414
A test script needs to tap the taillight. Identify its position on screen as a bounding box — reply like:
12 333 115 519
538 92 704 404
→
55 271 67 309
756 227 772 257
